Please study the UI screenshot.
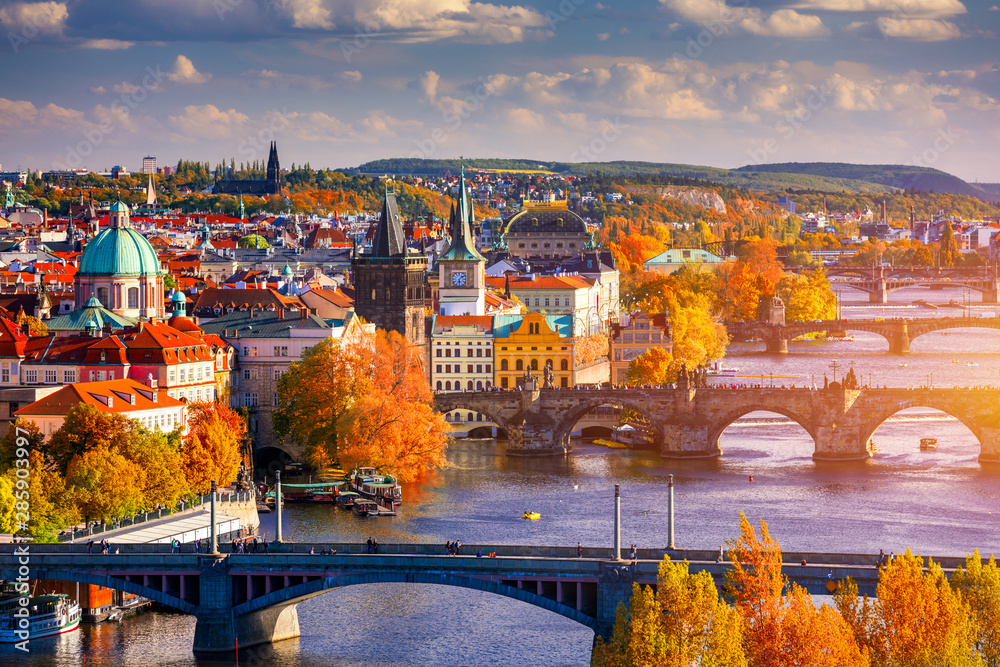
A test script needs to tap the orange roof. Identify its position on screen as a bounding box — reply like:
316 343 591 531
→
485 275 594 290
15 378 185 417
433 315 494 333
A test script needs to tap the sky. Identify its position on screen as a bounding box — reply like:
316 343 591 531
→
1 0 999 181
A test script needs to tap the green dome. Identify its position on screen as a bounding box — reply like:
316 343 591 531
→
109 200 130 213
171 290 186 303
78 225 162 277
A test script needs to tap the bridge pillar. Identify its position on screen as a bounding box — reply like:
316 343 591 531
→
870 282 888 304
192 557 301 653
888 324 910 354
766 334 788 354
594 561 635 641
983 281 1000 304
812 424 871 461
979 427 1000 463
660 423 721 459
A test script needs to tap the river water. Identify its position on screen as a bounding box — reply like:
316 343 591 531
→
6 285 1000 667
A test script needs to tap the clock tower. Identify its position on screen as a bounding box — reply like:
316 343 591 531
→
437 167 486 316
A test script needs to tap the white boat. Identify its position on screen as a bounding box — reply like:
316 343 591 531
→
0 594 81 643
706 361 739 378
967 362 979 367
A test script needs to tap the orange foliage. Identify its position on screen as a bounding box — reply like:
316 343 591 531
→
576 333 610 365
182 402 246 494
608 234 667 274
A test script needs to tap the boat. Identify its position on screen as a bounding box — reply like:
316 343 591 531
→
521 512 541 520
898 362 907 367
706 360 739 377
967 362 979 367
350 467 402 506
281 481 344 504
336 491 361 509
0 594 81 643
920 438 938 451
951 359 960 363
351 499 380 517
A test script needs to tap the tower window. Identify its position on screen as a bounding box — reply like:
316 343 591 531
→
127 287 139 309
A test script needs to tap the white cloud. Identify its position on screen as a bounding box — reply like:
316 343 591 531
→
79 39 134 50
89 86 107 94
280 0 333 29
168 104 248 139
0 2 67 35
597 32 610 41
0 98 83 132
876 17 962 40
356 110 421 139
504 107 546 132
659 0 830 38
167 56 211 84
419 70 441 104
340 70 363 83
790 0 967 19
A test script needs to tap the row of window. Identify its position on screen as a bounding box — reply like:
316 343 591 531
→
435 364 492 375
435 348 492 358
167 387 216 402
24 369 77 384
499 376 569 388
516 242 577 249
499 359 568 372
167 365 214 383
437 381 492 392
444 410 490 421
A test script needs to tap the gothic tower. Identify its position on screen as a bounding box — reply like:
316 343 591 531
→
437 167 486 316
352 186 427 346
265 142 282 195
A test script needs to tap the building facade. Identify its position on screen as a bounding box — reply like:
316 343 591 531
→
493 312 574 389
430 315 494 392
437 170 487 317
609 313 672 385
499 201 592 260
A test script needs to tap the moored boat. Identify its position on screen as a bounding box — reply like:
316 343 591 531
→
521 512 541 520
351 499 380 517
0 594 81 643
920 438 938 451
350 467 402 506
336 491 361 509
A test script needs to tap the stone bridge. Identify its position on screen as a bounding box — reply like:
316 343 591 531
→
434 384 1000 461
728 316 1000 353
3 543 970 654
787 265 1000 303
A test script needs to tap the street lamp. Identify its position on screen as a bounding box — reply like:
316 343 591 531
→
829 359 840 384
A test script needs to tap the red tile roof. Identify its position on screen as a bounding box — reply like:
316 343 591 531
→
15 378 185 417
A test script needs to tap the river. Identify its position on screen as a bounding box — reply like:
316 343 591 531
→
6 284 1000 666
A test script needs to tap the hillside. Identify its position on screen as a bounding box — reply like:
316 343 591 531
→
734 162 990 199
354 158 993 199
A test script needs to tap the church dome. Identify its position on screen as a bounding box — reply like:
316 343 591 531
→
504 207 588 235
78 225 162 277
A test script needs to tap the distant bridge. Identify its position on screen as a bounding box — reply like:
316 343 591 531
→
787 265 1000 303
2 542 974 654
434 383 1000 460
727 316 1000 353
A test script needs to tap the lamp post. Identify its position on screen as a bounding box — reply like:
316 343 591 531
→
830 359 840 384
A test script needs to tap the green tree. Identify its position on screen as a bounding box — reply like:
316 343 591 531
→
67 444 147 523
0 418 44 471
45 404 136 474
238 234 271 249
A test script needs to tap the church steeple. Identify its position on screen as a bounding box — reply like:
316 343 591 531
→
441 167 484 262
372 183 405 258
238 192 245 221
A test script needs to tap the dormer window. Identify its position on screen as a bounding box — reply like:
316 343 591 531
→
100 351 106 362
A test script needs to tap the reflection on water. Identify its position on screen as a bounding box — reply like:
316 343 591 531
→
5 295 1000 666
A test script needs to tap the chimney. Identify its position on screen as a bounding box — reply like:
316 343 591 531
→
881 200 887 224
300 308 307 320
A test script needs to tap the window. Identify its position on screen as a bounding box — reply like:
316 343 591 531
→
168 369 176 382
486 349 492 357
560 377 568 388
44 370 57 383
467 349 474 358
500 359 508 371
25 370 37 383
244 393 251 407
445 381 452 391
446 364 452 374
180 369 186 382
97 287 109 307
534 298 540 306
476 349 482 358
273 393 279 407
501 377 509 388
108 371 115 380
477 365 482 374
436 381 442 390
544 298 550 307
515 359 523 371
445 349 451 358
127 287 139 309
1 367 8 383
477 381 483 390
96 371 106 381
89 371 95 382
486 364 492 373
197 367 203 381
467 365 473 374
273 346 288 357
436 349 442 358
249 392 259 407
467 381 474 390
436 365 442 374
560 359 568 371
530 359 538 371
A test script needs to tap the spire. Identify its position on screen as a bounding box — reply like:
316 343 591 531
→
441 165 485 262
145 173 157 207
238 192 245 221
371 182 405 257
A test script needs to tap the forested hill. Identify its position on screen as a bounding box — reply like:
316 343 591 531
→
733 162 989 199
354 158 993 200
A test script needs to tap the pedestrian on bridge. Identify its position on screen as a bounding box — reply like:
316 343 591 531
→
578 542 583 558
87 539 93 554
373 538 378 554
367 537 373 554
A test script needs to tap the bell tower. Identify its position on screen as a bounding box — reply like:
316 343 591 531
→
437 167 486 316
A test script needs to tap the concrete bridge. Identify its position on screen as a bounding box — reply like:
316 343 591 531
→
727 316 1000 353
433 384 1000 460
2 542 969 654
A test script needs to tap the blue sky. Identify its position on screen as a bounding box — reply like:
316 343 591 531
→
1 0 998 181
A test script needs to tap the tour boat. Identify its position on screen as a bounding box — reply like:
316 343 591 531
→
521 512 541 520
0 594 81 643
706 361 739 377
920 438 938 451
351 499 380 517
967 362 979 367
350 467 402 506
281 481 344 504
336 491 361 509
898 362 907 367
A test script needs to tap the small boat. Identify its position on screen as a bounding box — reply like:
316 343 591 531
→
521 512 541 520
706 360 739 377
967 362 979 367
920 437 938 451
951 359 959 363
256 503 272 514
106 609 124 622
898 362 907 367
336 491 361 509
352 499 379 517
350 467 402 506
0 594 81 643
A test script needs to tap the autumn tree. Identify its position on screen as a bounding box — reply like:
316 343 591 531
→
45 404 137 474
593 558 746 667
609 234 667 274
577 333 610 365
182 401 246 495
119 428 189 509
67 445 148 523
952 551 1000 667
0 473 17 533
627 348 673 385
727 513 867 667
0 418 44 471
939 222 959 267
774 270 838 323
7 451 79 541
836 550 980 667
275 329 447 482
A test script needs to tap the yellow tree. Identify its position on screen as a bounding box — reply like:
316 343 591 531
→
182 403 245 495
774 270 838 323
952 551 1000 667
0 473 17 533
627 348 674 385
67 445 147 523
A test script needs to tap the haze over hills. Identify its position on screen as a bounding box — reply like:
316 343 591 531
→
355 158 998 202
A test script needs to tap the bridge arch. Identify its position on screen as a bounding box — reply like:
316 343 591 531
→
433 396 512 436
550 397 658 448
0 567 197 615
231 571 597 631
858 400 991 456
708 403 819 453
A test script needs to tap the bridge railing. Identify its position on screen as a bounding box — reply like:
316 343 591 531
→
55 491 253 543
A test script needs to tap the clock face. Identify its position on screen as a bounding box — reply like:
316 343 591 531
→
452 271 467 286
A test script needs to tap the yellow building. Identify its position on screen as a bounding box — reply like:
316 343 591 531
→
493 312 574 389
